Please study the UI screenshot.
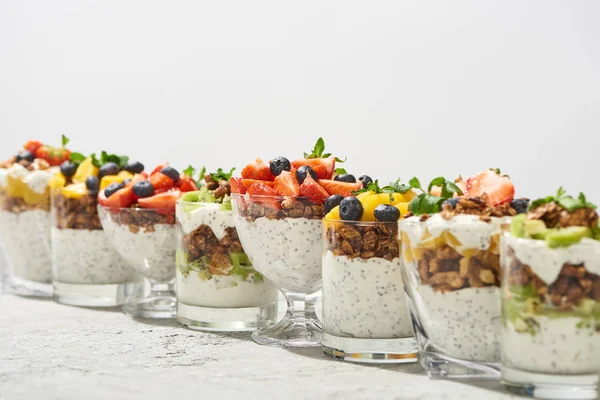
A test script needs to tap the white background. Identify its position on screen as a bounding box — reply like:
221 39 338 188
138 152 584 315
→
0 0 599 201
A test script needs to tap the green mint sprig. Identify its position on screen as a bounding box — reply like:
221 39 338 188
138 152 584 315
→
69 150 128 169
408 176 464 215
352 178 415 201
303 137 346 163
529 187 596 212
184 165 234 187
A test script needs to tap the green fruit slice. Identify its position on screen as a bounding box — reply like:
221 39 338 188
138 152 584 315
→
510 214 527 238
523 220 547 238
182 187 216 203
545 226 592 248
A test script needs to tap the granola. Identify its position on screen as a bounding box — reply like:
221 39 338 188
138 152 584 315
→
324 222 398 261
439 194 524 220
112 207 176 233
238 197 324 222
0 190 50 213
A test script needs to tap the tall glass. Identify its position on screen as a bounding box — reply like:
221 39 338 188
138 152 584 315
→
400 215 509 378
51 190 143 306
500 233 600 400
176 199 278 330
98 206 177 318
322 219 418 363
231 193 323 347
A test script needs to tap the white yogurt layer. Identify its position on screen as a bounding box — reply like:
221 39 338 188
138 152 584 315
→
413 284 501 362
322 250 413 339
22 168 58 194
503 234 600 285
52 228 140 284
234 217 322 293
0 168 7 189
402 215 510 254
176 202 233 239
502 317 600 374
0 209 52 282
176 271 278 308
105 224 176 282
7 163 29 180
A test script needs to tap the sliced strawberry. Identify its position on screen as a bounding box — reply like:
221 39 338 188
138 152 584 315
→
319 179 362 197
138 189 182 210
246 181 280 209
126 174 147 188
242 179 274 188
149 172 175 191
241 158 275 181
98 186 135 208
176 176 198 192
151 163 168 175
273 171 300 196
299 175 330 204
24 140 43 153
230 177 247 194
291 157 335 180
466 170 515 205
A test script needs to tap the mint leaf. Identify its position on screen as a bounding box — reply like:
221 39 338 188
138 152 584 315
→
302 137 345 162
199 166 207 180
69 152 86 163
388 178 413 195
61 134 70 147
427 176 446 194
409 177 422 192
490 168 501 175
334 168 348 175
442 181 463 198
210 167 236 182
183 165 196 178
334 156 346 163
529 187 596 212
409 194 444 215
556 187 566 198
90 153 101 168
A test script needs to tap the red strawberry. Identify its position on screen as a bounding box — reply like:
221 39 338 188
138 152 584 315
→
98 186 135 208
176 176 198 192
138 189 182 211
241 158 275 181
319 179 362 197
242 179 274 188
34 146 70 166
150 172 175 191
246 181 280 209
299 175 330 204
230 177 247 194
273 171 300 196
24 140 43 153
466 170 515 205
151 163 168 175
291 157 335 180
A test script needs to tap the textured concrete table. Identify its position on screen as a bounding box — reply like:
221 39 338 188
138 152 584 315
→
0 294 524 400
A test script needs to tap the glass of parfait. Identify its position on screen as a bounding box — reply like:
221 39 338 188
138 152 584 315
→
500 190 600 400
0 139 70 297
175 171 278 331
51 155 145 306
321 190 419 363
399 171 524 378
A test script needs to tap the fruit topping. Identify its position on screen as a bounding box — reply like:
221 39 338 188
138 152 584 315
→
324 194 344 215
85 176 100 193
269 156 291 177
16 151 34 163
132 180 155 198
246 181 280 209
48 173 67 189
149 172 175 191
99 162 120 178
407 176 464 215
124 161 144 174
230 177 247 194
99 170 134 190
182 188 217 204
160 166 180 182
510 198 529 214
241 158 275 181
177 176 198 192
295 165 318 184
24 140 43 153
61 182 88 199
59 161 77 178
273 170 300 197
358 175 372 187
319 179 362 197
374 204 400 222
333 174 356 183
339 196 364 221
292 158 333 180
72 157 99 184
98 185 134 208
33 135 71 166
299 175 330 204
241 179 273 189
105 182 125 198
466 169 515 206
441 198 460 210
137 189 181 210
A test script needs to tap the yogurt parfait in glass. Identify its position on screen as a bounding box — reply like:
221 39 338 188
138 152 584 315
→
176 167 278 331
400 170 526 378
0 138 71 297
50 153 145 306
501 188 600 400
322 179 419 363
99 163 198 318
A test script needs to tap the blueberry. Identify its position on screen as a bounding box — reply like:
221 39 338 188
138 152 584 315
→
60 161 77 178
374 204 400 222
334 174 356 183
324 194 344 215
99 162 119 178
339 196 364 221
160 166 180 182
442 198 460 209
85 176 99 192
510 198 530 214
124 161 144 174
15 151 34 163
269 157 291 177
295 165 318 184
359 175 373 187
104 182 124 198
132 180 155 198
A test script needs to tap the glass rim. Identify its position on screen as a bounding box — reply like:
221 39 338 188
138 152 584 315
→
97 204 175 213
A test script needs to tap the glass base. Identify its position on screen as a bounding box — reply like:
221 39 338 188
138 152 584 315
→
123 292 176 318
502 366 599 400
322 333 418 364
252 314 322 347
419 349 500 379
6 275 52 297
177 301 278 332
53 281 144 307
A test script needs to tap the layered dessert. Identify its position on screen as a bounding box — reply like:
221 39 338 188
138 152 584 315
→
502 188 600 385
0 138 70 294
400 169 526 375
49 151 144 304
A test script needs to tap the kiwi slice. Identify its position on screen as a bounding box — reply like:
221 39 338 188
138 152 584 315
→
523 220 547 238
510 214 527 238
182 187 216 203
229 252 251 266
545 226 592 248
